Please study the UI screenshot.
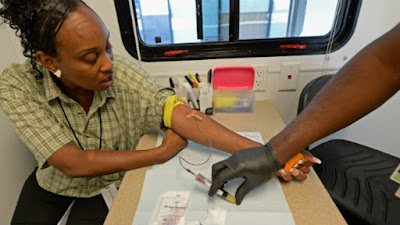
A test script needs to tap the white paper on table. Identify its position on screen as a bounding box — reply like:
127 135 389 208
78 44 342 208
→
132 132 295 225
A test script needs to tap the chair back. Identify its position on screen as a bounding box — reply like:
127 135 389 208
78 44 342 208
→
297 75 333 114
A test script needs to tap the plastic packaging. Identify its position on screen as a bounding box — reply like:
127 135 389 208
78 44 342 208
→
212 66 255 113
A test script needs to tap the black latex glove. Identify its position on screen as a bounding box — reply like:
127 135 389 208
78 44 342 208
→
208 143 280 205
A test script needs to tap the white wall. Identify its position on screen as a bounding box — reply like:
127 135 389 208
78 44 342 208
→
0 24 37 224
0 0 399 223
308 1 400 158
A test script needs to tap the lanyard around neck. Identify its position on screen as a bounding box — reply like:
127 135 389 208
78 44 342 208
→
57 98 102 150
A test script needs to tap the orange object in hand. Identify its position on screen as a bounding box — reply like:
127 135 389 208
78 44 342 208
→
283 153 304 174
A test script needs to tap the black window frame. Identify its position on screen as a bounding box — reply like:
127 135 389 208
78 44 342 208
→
114 0 361 62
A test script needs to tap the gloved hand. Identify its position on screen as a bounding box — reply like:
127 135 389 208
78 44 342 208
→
208 143 280 205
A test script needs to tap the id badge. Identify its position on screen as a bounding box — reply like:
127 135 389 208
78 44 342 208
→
390 164 400 184
390 164 400 198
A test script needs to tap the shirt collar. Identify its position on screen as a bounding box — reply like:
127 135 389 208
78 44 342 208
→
43 69 64 102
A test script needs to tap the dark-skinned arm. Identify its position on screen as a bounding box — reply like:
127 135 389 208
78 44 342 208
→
48 105 263 178
169 104 262 154
48 104 262 178
271 23 400 164
209 23 400 205
47 129 187 178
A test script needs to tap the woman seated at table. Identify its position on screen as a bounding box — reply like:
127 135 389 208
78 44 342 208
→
0 0 317 224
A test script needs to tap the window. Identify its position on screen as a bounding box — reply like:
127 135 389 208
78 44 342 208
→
114 0 361 61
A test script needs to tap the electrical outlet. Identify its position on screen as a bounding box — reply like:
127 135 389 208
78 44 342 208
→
252 64 268 92
279 62 300 91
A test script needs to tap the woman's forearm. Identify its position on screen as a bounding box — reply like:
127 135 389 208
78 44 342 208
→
48 141 169 178
170 105 262 154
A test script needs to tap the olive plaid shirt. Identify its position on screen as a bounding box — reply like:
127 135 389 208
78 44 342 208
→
0 55 173 197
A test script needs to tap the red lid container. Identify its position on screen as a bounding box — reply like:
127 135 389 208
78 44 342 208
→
212 66 255 90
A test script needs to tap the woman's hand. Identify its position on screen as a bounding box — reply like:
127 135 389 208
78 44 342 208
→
277 150 321 181
159 129 188 162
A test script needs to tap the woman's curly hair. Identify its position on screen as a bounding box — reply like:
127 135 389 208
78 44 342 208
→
0 0 81 79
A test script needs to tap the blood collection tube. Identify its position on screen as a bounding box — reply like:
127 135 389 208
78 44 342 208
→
194 172 236 204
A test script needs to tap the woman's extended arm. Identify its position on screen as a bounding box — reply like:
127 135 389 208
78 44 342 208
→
169 104 262 154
